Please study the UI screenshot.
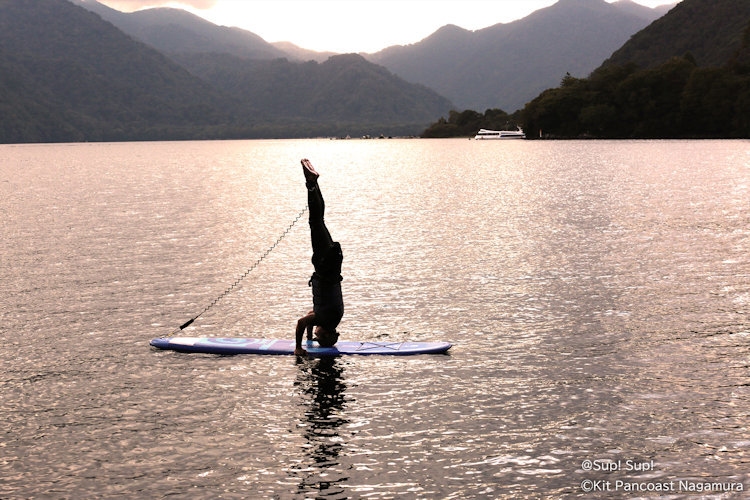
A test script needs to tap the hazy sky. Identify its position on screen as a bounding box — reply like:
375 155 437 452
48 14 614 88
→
97 0 679 53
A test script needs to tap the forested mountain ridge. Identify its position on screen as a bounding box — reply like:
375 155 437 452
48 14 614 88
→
519 0 750 139
0 0 453 143
174 52 453 125
73 0 453 125
368 0 672 112
0 0 236 143
72 0 288 60
610 0 674 20
270 41 336 63
602 0 750 68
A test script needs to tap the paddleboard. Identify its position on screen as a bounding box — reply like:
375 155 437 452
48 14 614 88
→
150 337 451 356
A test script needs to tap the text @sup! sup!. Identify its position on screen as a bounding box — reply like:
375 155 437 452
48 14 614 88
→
581 459 655 472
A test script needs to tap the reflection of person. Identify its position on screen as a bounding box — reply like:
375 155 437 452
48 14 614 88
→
293 357 349 494
295 159 344 356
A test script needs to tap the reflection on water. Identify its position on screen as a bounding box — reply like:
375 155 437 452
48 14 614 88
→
0 139 748 498
293 357 350 497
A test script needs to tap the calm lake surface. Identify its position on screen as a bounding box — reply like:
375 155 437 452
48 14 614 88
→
1 139 748 498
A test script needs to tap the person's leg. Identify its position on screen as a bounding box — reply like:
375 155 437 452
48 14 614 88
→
308 180 333 256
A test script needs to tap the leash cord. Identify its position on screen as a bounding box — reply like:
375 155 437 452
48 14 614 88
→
167 205 309 337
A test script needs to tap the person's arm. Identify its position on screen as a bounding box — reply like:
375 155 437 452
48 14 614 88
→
295 311 315 356
306 319 314 341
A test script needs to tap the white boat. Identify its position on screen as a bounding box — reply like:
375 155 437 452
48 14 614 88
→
473 128 525 140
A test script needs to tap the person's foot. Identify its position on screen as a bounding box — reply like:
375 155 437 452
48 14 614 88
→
301 158 319 182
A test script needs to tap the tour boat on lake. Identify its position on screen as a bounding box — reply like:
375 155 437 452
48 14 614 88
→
473 128 525 140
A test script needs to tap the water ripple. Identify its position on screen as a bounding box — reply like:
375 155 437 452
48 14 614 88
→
1 139 748 498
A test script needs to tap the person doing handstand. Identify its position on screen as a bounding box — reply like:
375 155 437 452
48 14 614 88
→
295 159 344 356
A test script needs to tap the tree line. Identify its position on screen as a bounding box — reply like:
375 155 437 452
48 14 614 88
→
423 52 750 140
521 54 750 139
421 109 521 138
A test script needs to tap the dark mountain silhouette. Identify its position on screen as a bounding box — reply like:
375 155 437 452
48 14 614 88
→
271 41 337 63
74 0 342 62
369 0 672 112
0 0 236 143
519 0 750 139
73 0 452 125
611 0 675 20
72 0 287 60
602 0 750 68
174 52 453 125
0 0 453 143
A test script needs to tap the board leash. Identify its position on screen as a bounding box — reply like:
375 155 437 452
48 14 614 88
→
167 205 309 337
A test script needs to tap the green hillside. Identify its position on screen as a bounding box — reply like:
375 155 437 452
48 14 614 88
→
73 0 288 60
0 0 453 143
370 0 665 112
518 0 750 139
175 53 452 126
603 0 750 68
0 0 236 142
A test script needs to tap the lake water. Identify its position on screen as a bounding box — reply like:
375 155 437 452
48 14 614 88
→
1 139 748 498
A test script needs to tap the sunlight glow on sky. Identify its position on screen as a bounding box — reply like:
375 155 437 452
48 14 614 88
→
98 0 679 53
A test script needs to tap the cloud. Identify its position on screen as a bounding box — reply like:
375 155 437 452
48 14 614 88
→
98 0 217 12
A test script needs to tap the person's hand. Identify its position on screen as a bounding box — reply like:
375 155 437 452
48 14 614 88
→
294 347 307 357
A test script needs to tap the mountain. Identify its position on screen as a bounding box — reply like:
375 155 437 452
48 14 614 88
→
519 0 750 139
271 41 337 63
75 0 453 130
368 0 671 112
0 0 237 143
74 0 341 62
602 0 750 68
611 0 676 21
72 0 287 60
174 52 453 126
78 0 452 130
0 0 453 143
